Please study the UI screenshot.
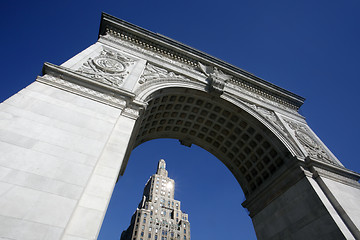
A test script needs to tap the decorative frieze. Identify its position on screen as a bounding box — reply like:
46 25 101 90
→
103 27 198 68
77 49 137 88
101 30 303 112
38 74 127 108
227 81 299 114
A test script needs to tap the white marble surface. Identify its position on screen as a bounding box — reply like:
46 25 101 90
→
0 80 127 239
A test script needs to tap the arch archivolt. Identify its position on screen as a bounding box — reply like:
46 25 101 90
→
133 85 296 196
221 93 304 158
124 58 345 199
132 60 341 171
134 61 304 154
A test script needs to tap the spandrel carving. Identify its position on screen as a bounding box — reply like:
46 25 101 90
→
243 102 287 134
77 49 136 87
139 63 186 84
285 119 336 165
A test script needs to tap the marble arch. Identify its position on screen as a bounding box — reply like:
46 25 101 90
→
132 87 293 197
0 13 359 240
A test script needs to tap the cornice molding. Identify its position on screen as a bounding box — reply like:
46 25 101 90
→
42 62 135 99
99 13 305 110
38 63 146 113
305 157 360 184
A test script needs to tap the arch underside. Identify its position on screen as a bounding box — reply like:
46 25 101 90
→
134 88 293 197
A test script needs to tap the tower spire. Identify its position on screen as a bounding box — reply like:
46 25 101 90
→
156 159 168 177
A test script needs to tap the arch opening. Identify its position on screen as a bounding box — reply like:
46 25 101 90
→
133 88 293 197
99 139 257 239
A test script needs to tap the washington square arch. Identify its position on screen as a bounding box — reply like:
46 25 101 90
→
0 13 360 240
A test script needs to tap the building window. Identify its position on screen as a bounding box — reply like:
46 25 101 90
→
148 233 151 238
143 219 146 223
141 232 144 237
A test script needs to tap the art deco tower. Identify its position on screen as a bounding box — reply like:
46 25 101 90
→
120 159 190 240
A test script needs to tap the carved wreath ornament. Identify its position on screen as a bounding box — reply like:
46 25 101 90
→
286 120 333 164
77 49 136 87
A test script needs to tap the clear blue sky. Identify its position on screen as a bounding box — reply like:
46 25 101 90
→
1 1 360 239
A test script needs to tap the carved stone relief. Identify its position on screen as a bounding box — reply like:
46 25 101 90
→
284 119 336 165
101 33 198 73
227 81 299 115
101 28 305 115
77 49 136 87
243 102 287 134
198 62 232 95
138 63 187 84
102 32 302 115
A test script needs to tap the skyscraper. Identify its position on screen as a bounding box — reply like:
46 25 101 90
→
120 159 190 240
